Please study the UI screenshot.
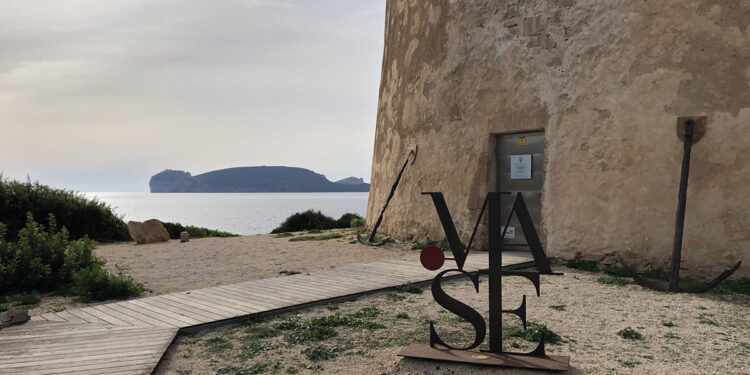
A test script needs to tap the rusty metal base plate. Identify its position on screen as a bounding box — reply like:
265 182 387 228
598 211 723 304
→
398 344 570 371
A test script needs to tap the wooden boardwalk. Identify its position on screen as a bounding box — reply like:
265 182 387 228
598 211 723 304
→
0 251 533 375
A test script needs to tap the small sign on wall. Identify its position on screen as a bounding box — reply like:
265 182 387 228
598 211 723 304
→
510 154 532 179
502 226 516 240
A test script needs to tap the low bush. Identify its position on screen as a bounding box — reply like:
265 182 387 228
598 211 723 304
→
72 266 145 302
303 344 344 361
6 292 41 306
161 222 236 239
597 276 632 286
508 322 562 344
0 213 144 301
271 210 363 233
335 213 363 229
617 327 643 340
396 283 423 294
604 266 629 277
350 218 366 228
0 177 130 242
0 213 102 294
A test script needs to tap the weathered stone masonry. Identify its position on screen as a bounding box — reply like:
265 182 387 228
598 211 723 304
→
367 0 750 278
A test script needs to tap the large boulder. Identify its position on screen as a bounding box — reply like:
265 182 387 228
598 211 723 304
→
127 219 170 244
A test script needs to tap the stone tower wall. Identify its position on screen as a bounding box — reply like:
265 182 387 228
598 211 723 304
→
367 0 750 278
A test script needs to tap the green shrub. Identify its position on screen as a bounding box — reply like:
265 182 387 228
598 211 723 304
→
350 218 366 228
0 177 129 242
597 276 632 286
335 213 363 228
714 277 750 295
161 222 236 239
0 213 103 294
72 266 145 302
508 322 561 344
6 292 41 306
604 266 629 277
303 344 344 361
396 284 422 294
617 327 643 340
271 210 363 233
566 259 599 272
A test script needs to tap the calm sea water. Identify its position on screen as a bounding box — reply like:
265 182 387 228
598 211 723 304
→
82 192 369 235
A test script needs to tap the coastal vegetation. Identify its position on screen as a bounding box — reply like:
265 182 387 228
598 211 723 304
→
162 222 237 239
270 210 363 234
0 213 144 301
0 176 130 242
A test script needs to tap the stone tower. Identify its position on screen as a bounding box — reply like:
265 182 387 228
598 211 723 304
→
367 0 750 277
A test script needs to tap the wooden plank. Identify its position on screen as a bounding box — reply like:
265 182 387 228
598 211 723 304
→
51 311 87 324
79 307 131 326
147 295 223 321
318 270 412 291
277 272 380 292
0 341 167 362
39 313 66 322
271 273 360 293
21 357 159 375
91 305 155 327
66 308 109 325
172 291 257 315
285 273 389 295
0 332 177 356
272 272 375 293
333 265 421 283
202 286 287 309
187 290 265 312
0 325 142 342
4 357 158 375
222 281 323 304
241 279 335 301
126 299 202 326
0 348 165 369
160 293 246 317
209 285 293 308
1 351 165 373
110 302 183 328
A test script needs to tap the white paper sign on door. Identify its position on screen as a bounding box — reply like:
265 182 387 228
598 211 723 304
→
510 154 532 179
502 226 516 240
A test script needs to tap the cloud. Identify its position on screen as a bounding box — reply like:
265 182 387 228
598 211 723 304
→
0 0 385 191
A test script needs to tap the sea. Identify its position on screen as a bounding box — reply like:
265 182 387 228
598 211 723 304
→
82 192 369 235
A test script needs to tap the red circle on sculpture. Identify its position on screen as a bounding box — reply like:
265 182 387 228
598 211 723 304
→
420 245 445 271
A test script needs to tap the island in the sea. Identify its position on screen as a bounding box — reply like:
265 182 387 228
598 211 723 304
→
149 166 370 193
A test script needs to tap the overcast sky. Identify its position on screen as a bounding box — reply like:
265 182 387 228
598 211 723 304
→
0 0 385 191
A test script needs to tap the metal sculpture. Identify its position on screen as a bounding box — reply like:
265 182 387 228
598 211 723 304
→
357 146 417 246
398 192 569 371
626 117 741 293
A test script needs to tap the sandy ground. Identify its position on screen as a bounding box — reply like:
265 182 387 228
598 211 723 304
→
155 266 750 375
95 229 410 295
29 229 410 315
